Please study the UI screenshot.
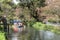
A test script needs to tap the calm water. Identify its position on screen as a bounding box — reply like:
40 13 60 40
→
8 22 60 40
39 30 60 40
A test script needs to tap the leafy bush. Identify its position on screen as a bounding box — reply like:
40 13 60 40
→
0 32 5 40
33 22 46 30
0 25 4 31
32 22 60 34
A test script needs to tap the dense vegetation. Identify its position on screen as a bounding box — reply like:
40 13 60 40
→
33 22 60 34
0 0 46 21
0 0 60 40
0 32 5 40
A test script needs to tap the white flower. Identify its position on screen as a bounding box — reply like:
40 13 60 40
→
12 0 20 5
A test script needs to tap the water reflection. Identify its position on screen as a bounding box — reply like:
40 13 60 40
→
39 30 60 40
8 26 60 40
44 31 55 40
11 33 18 40
12 36 18 40
45 22 60 26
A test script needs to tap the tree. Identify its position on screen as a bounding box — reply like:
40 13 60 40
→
0 0 46 22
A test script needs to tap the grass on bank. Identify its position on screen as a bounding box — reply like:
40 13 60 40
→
32 22 60 34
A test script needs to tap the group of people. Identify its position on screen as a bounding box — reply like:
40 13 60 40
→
0 15 25 40
12 19 24 33
11 18 25 40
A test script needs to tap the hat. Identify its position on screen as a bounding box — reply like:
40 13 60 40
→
13 20 18 23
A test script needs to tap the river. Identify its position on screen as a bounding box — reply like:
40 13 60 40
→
30 22 60 40
8 22 60 40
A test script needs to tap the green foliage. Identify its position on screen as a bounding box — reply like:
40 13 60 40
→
32 22 60 34
0 25 4 31
0 0 14 20
0 32 5 40
30 0 45 7
0 0 46 22
33 22 46 30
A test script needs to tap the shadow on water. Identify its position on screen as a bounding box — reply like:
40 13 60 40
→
31 28 41 40
28 27 41 40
